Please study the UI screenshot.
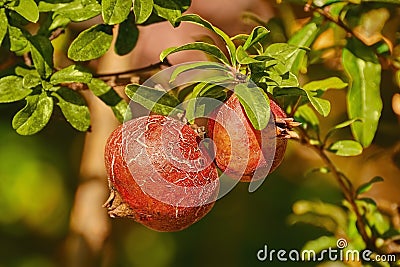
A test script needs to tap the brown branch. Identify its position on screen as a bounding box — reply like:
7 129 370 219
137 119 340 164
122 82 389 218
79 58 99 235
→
93 59 172 78
49 28 65 41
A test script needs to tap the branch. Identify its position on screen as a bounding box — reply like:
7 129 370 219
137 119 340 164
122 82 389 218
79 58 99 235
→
296 127 376 251
93 59 172 78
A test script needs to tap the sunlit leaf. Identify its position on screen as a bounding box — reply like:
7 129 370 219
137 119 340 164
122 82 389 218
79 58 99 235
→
243 26 269 50
153 0 183 23
22 74 41 89
175 14 236 66
88 78 130 122
12 91 53 135
8 0 39 22
29 35 54 79
102 0 132 25
160 42 230 65
50 65 92 84
303 77 347 91
305 91 331 117
169 61 230 83
326 140 363 156
236 46 261 64
185 82 226 123
287 17 322 75
263 43 304 74
133 0 153 24
52 87 90 131
356 176 384 196
0 9 8 46
342 38 382 147
68 24 113 61
234 83 270 130
54 1 101 22
125 83 183 116
0 76 32 103
294 105 319 133
8 25 29 54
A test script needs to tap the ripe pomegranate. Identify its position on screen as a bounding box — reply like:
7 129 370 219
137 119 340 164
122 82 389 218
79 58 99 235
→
104 115 219 232
208 94 297 182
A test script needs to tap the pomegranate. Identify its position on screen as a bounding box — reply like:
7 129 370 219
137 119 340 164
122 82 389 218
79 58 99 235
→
208 94 297 182
104 115 219 232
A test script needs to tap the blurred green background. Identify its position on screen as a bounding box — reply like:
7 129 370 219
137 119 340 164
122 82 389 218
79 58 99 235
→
1 0 400 266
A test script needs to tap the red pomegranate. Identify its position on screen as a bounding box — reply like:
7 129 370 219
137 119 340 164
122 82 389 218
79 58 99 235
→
208 94 295 182
104 115 219 232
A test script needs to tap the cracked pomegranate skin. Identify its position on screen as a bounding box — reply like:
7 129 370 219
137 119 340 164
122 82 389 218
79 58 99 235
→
104 115 219 232
207 94 288 182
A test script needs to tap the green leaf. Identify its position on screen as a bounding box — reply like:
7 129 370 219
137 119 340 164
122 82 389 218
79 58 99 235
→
0 76 32 103
243 26 269 50
48 15 71 32
263 43 303 74
8 25 29 54
9 0 39 22
29 35 54 79
0 9 8 46
153 0 181 24
175 14 236 66
68 24 113 61
111 99 131 122
324 118 362 142
160 42 230 65
88 78 130 122
12 91 53 135
303 77 348 91
102 0 131 25
169 61 230 83
133 0 153 24
332 118 362 130
356 176 384 196
115 14 139 56
185 82 226 123
22 74 41 88
326 140 363 156
342 38 382 147
236 46 261 64
287 17 322 75
305 91 331 117
15 66 39 77
234 83 270 130
50 65 92 84
125 83 183 116
87 78 112 96
294 105 319 132
55 2 101 22
52 87 90 131
289 200 347 231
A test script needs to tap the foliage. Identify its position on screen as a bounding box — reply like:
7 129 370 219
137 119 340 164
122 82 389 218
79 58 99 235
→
1 0 400 266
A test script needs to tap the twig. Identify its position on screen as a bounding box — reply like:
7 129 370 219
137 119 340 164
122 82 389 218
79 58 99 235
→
49 28 65 41
94 59 172 78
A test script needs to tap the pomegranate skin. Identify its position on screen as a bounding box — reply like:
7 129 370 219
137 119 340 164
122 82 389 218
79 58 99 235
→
104 115 219 232
208 94 287 182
